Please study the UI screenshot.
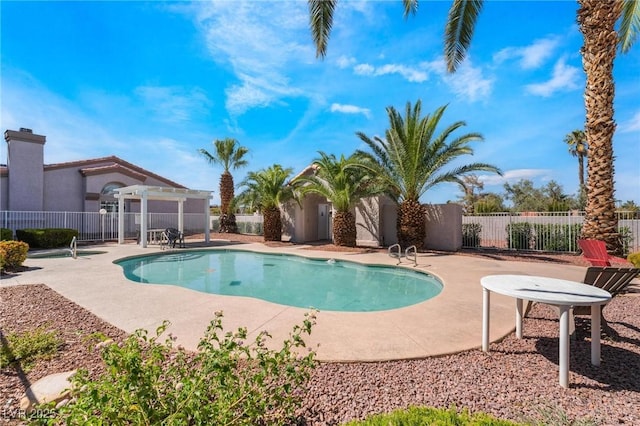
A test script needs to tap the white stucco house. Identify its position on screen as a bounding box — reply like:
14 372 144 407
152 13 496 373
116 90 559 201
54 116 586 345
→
281 165 464 251
1 128 212 243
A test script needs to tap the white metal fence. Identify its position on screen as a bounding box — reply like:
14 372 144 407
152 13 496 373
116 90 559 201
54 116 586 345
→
0 211 208 242
210 214 263 235
0 211 266 242
462 211 639 254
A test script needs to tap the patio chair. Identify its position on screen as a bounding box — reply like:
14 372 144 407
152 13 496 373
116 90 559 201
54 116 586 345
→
571 266 640 337
162 228 185 249
577 239 632 267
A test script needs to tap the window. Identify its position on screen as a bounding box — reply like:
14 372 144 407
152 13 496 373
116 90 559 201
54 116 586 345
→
100 182 124 213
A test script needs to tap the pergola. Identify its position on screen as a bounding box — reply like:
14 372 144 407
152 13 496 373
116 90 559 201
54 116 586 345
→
114 185 212 248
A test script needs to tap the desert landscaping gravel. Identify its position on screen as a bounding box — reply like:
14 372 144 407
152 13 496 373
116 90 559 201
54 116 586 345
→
1 236 638 425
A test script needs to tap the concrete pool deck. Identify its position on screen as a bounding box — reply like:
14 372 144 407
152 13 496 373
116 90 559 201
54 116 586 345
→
1 241 591 362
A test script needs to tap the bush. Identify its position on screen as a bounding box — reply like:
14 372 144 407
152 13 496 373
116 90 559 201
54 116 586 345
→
0 240 29 270
15 228 78 249
0 228 13 241
532 223 582 252
57 311 317 425
628 252 640 268
0 326 62 372
619 226 633 256
506 222 533 250
344 406 519 425
462 223 482 247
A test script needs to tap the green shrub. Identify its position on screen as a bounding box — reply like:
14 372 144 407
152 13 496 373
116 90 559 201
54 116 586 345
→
0 228 13 241
532 223 582 252
57 311 317 425
506 222 533 250
462 223 482 247
344 406 519 425
628 252 640 268
15 228 78 249
619 226 633 256
0 240 29 270
0 326 62 372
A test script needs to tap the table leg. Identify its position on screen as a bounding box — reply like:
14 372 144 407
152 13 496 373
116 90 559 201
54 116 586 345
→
559 305 570 388
515 298 523 339
591 304 601 366
482 288 490 352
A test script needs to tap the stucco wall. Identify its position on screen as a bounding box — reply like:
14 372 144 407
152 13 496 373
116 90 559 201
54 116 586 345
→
355 196 386 247
424 203 463 251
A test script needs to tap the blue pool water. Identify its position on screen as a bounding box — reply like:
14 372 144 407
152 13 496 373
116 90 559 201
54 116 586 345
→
116 250 442 312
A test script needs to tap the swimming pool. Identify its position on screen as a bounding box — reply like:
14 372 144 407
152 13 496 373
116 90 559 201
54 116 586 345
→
116 250 442 312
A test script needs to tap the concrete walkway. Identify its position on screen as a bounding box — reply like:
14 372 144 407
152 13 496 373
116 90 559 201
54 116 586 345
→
1 241 590 362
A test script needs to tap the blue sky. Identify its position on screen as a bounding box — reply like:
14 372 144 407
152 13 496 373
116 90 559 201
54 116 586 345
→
1 1 638 206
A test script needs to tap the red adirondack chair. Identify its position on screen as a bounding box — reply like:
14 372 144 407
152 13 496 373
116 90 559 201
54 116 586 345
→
578 239 632 267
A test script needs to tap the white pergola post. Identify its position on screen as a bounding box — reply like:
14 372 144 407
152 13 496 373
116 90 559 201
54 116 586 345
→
117 195 125 244
178 200 184 234
204 197 211 243
140 191 148 248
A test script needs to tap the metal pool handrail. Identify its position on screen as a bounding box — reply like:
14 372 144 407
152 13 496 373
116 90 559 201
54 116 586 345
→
69 236 77 259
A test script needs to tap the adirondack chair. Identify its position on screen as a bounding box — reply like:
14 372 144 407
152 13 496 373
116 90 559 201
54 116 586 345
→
577 239 632 267
572 266 640 337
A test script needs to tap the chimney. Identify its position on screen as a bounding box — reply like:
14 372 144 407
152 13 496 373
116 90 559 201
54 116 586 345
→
4 128 46 211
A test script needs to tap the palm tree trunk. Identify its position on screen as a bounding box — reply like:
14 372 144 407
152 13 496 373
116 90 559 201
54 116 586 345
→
578 0 621 254
397 199 425 249
578 154 585 189
263 206 282 241
219 172 237 233
332 210 357 247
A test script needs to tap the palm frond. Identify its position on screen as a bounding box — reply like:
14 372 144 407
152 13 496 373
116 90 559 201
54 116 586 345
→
618 0 640 53
445 0 484 73
309 0 337 59
402 0 418 18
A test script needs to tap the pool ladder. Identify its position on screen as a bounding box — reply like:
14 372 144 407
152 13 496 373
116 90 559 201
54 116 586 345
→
69 236 77 259
388 244 417 267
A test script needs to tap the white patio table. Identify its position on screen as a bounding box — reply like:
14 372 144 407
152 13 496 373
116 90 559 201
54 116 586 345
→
481 275 611 388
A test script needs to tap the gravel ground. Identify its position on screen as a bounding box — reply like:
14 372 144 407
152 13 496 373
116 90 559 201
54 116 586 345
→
1 234 638 425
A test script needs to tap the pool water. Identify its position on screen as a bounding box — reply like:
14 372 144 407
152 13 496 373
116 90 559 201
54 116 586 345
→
116 250 442 312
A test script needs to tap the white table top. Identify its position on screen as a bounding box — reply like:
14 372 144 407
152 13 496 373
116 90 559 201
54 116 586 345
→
481 275 611 306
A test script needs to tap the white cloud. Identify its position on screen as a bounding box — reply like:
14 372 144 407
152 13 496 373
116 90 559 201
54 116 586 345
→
480 169 551 185
192 1 313 115
353 62 428 83
330 103 371 118
436 59 494 102
336 55 356 69
135 85 210 123
494 36 560 69
619 111 640 133
525 58 580 97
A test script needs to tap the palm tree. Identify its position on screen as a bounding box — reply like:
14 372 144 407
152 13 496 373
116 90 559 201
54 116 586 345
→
356 100 501 249
294 151 384 247
199 138 249 233
564 129 588 207
238 164 297 242
308 0 638 254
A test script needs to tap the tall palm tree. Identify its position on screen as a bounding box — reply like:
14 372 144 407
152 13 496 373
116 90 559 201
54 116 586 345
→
199 138 249 233
564 129 588 207
238 164 297 242
356 100 501 249
308 0 638 254
294 151 384 247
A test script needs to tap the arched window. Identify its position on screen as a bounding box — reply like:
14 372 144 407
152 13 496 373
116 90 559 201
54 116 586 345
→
100 182 124 212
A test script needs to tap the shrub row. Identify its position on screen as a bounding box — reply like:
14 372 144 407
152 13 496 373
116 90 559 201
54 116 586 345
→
15 228 78 249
